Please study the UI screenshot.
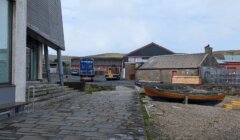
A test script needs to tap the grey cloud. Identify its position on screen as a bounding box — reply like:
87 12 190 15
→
61 0 240 56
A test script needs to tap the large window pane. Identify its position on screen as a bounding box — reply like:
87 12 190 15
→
0 0 10 83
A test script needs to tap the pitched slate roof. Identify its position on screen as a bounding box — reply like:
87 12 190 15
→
125 42 174 57
139 53 208 69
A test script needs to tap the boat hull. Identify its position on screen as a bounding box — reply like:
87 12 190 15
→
143 86 225 102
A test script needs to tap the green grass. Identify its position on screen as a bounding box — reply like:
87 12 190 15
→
89 53 124 59
85 86 112 94
139 93 153 140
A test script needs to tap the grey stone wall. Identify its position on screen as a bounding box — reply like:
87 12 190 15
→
201 54 219 67
136 70 161 82
136 69 199 83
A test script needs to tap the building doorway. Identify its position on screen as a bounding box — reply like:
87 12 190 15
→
172 71 177 77
26 38 39 81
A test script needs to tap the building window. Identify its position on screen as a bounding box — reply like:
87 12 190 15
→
128 58 135 62
135 58 143 62
128 57 145 62
0 0 11 83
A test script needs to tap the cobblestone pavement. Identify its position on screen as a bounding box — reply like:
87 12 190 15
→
0 86 145 140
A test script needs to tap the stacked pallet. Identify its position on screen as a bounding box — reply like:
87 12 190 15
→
172 76 202 85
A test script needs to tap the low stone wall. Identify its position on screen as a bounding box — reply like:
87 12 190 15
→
63 82 85 91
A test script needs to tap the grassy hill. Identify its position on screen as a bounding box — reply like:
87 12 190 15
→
87 53 125 59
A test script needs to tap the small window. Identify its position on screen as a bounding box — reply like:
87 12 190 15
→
135 58 143 62
128 58 135 62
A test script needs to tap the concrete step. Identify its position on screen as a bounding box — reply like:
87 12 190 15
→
26 81 41 85
28 90 76 102
26 91 85 110
25 82 82 109
26 87 75 99
26 84 59 91
26 86 72 95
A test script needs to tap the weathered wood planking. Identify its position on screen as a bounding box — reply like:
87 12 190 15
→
172 76 202 85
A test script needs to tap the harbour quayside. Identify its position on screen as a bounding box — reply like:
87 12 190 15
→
136 82 226 102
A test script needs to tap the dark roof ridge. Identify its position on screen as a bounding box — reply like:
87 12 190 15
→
124 42 174 57
151 53 205 58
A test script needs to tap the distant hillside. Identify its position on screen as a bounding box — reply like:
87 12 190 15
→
87 53 125 59
49 54 80 62
48 53 125 62
49 50 240 61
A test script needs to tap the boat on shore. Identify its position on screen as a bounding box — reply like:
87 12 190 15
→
143 85 225 102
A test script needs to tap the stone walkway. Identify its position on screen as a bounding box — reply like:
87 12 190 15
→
0 86 145 140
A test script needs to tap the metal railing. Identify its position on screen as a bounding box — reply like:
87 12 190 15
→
204 74 240 85
27 86 35 113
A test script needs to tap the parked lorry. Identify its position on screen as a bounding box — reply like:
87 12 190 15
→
105 66 120 80
80 58 95 81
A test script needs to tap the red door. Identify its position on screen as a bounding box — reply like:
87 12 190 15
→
172 71 177 77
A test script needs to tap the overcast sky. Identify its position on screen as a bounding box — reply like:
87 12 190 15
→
59 0 240 56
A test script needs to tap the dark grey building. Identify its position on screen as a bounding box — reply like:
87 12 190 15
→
26 0 65 82
27 0 65 50
124 42 174 63
123 42 174 80
0 0 65 106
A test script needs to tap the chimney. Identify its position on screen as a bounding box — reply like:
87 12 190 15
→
205 44 212 54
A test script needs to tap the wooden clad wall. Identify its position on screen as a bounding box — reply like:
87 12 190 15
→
172 76 202 84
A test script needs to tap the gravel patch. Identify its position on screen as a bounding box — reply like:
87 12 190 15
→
146 96 240 140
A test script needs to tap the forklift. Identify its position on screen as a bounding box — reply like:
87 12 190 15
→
105 66 120 81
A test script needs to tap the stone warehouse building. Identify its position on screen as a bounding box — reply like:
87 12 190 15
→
0 0 64 106
136 46 220 84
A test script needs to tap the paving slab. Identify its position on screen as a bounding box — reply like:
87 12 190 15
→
0 86 145 139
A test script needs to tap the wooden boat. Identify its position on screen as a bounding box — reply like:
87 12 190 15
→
143 85 225 102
